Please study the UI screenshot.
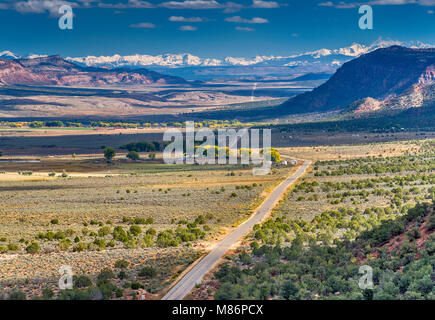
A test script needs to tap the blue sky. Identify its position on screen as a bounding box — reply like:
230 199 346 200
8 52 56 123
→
0 0 433 58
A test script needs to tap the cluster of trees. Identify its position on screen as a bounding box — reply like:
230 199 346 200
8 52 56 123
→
314 153 435 177
214 201 434 300
156 215 210 248
29 121 64 128
0 119 257 129
120 141 165 153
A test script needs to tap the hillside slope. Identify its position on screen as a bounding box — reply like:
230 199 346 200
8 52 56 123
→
0 55 188 87
279 46 435 115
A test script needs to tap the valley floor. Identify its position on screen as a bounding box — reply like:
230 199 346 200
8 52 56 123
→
0 134 433 300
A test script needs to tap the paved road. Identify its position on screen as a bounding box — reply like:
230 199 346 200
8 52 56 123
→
162 160 312 300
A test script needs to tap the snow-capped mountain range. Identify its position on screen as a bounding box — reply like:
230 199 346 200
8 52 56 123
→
2 40 433 70
1 40 433 81
68 40 434 68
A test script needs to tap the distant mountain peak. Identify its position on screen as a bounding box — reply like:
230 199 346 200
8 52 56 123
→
0 50 18 60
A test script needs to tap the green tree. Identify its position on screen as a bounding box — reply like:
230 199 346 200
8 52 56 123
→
104 147 116 162
127 151 140 161
281 281 299 300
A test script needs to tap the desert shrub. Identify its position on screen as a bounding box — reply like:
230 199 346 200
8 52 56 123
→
74 275 92 288
7 243 19 251
89 220 100 226
142 234 154 247
133 217 154 225
124 239 137 249
54 231 66 240
146 228 156 236
98 226 111 237
130 282 144 290
113 226 128 242
73 242 87 252
129 225 142 236
26 242 40 254
114 259 129 269
97 268 115 281
93 238 106 250
146 218 154 224
58 239 71 251
194 215 206 225
50 219 59 225
139 266 157 278
156 230 179 247
122 217 132 223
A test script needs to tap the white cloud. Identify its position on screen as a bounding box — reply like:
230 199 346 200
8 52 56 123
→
318 1 335 6
99 0 155 9
236 26 254 31
160 0 222 9
319 0 435 8
129 22 156 28
225 16 269 23
169 16 203 22
252 0 279 8
0 0 284 14
223 1 244 13
420 0 435 5
12 0 79 16
179 25 198 30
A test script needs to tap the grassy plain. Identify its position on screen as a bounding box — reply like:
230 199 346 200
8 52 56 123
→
0 150 292 299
